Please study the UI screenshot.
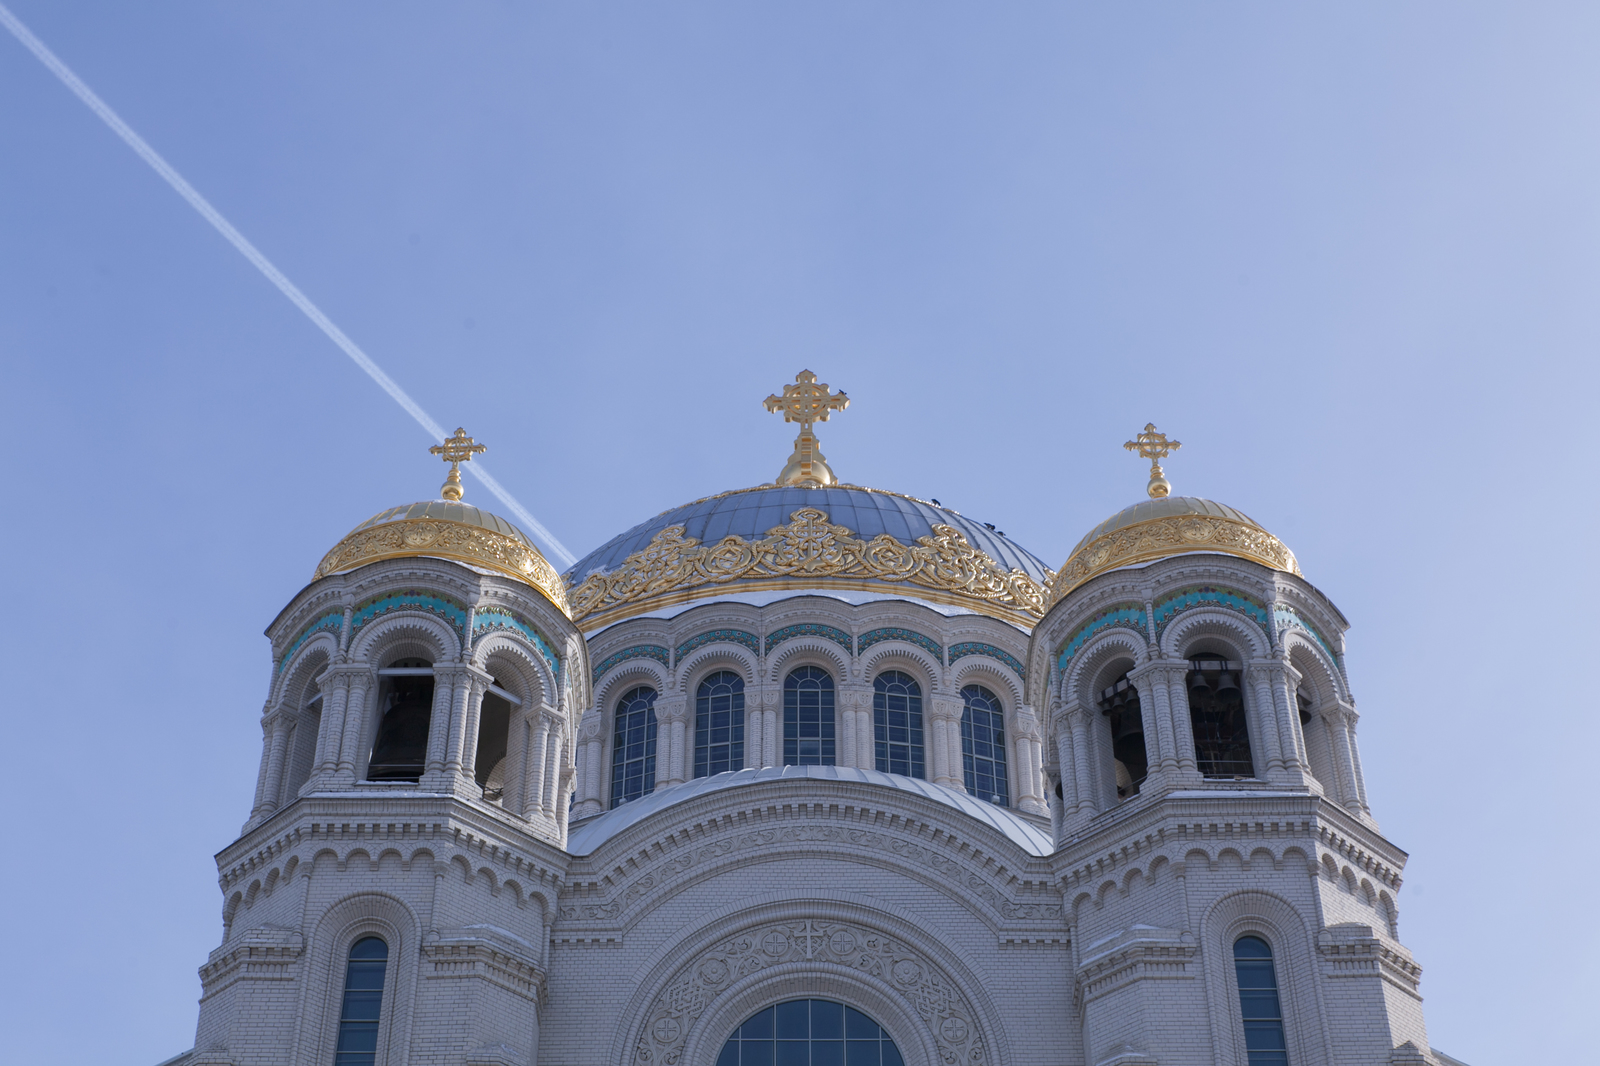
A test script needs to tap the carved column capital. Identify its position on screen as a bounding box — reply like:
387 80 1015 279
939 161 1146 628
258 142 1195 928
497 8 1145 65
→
928 695 964 723
652 694 689 724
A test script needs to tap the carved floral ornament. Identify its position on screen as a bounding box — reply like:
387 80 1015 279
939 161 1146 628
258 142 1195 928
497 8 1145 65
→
566 507 1054 629
315 518 570 615
1047 512 1301 608
636 918 984 1066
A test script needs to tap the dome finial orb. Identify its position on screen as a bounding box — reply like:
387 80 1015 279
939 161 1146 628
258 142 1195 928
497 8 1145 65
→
1124 422 1182 500
763 370 850 487
429 427 487 501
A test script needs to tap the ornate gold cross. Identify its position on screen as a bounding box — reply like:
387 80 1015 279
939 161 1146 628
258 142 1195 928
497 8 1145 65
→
429 427 487 502
1124 422 1181 499
764 370 850 487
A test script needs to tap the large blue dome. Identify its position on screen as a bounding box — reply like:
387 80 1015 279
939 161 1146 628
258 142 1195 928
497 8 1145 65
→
564 484 1054 630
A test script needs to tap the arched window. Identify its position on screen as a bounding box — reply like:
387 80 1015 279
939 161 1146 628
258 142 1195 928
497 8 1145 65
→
368 659 433 781
1098 673 1147 798
717 999 903 1066
1233 935 1289 1065
1188 654 1255 778
610 686 658 807
961 684 1009 805
333 936 388 1066
783 666 835 766
695 671 746 778
474 677 516 802
873 671 925 778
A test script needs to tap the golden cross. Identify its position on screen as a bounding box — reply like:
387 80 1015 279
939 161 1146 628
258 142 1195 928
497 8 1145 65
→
1124 422 1181 500
429 427 487 502
763 370 850 487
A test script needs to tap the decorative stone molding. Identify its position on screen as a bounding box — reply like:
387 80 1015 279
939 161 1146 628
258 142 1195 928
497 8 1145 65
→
198 925 304 998
634 918 986 1066
1075 926 1197 1005
1316 923 1423 998
423 927 547 1003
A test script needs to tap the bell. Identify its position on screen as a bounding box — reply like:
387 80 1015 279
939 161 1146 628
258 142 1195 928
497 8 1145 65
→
1189 671 1212 696
1215 671 1241 695
1114 706 1144 742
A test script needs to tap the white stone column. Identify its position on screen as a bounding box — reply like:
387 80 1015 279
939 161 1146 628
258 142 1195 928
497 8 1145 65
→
928 695 964 789
1128 666 1172 790
761 688 781 767
314 672 352 780
1067 704 1097 816
1164 668 1199 777
1013 705 1047 814
542 725 564 814
744 698 762 769
1245 665 1286 778
335 670 374 783
1265 658 1312 786
572 709 605 819
459 675 489 791
653 695 689 786
258 714 294 815
441 668 473 782
246 714 274 821
523 711 553 819
1342 706 1372 815
1327 703 1367 814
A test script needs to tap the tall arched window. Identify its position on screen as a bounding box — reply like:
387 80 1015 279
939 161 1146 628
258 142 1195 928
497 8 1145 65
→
783 666 835 766
695 671 746 778
1233 935 1289 1065
1099 673 1147 798
717 999 903 1066
1188 654 1255 778
610 686 658 807
333 936 388 1066
873 670 925 778
961 684 1009 805
368 659 433 782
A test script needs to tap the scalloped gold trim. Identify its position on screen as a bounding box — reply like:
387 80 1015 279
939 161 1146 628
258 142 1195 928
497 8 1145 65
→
566 507 1054 631
1047 513 1299 608
314 518 570 615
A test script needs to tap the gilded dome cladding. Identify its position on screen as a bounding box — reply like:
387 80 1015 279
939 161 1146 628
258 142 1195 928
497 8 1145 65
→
315 500 569 614
564 484 1054 630
1049 495 1299 607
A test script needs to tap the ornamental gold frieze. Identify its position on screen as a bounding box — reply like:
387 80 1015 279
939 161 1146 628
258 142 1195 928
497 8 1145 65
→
1048 513 1300 608
565 507 1053 629
314 517 571 615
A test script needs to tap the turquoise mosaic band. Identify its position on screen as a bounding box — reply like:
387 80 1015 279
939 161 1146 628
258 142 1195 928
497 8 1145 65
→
858 627 943 660
277 612 343 674
676 629 761 661
473 607 561 680
765 623 853 654
948 642 1026 678
1055 605 1147 672
592 645 670 685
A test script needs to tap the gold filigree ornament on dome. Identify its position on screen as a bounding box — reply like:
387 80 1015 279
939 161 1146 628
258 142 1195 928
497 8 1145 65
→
764 370 850 487
1045 426 1299 608
312 431 570 615
565 507 1053 630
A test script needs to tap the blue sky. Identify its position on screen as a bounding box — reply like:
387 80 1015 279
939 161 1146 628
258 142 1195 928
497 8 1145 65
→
2 4 1595 1063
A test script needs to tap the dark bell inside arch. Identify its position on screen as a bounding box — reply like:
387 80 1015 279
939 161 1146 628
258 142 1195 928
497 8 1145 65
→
368 673 434 782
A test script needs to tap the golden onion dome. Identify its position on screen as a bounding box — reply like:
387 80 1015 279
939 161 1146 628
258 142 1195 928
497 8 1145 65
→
315 499 569 615
1047 495 1300 608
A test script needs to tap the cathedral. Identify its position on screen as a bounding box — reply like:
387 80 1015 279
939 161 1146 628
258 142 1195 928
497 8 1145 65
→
170 371 1458 1066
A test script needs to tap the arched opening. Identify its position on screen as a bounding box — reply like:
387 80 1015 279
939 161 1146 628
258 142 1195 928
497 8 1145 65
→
368 659 433 781
960 684 1009 805
334 936 389 1066
695 671 746 778
1188 654 1255 778
1296 683 1333 791
611 686 658 807
783 666 836 766
717 998 903 1066
1098 673 1147 799
281 681 322 803
873 670 925 779
474 677 517 802
1233 935 1288 1065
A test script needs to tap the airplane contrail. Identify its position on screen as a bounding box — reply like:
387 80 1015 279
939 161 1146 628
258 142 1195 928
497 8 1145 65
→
0 3 579 569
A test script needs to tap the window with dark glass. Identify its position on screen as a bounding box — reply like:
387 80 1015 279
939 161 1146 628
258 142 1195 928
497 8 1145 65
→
695 671 746 778
368 659 433 781
873 671 924 779
783 667 835 766
717 998 903 1066
1188 655 1255 777
333 937 388 1066
1233 935 1289 1066
1098 673 1147 798
961 684 1009 805
610 686 658 807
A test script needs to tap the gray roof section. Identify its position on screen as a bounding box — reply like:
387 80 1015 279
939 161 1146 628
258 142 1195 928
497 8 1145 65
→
567 485 1051 584
565 764 1056 857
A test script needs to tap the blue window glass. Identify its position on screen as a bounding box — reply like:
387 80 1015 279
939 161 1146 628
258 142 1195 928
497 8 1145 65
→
610 686 658 808
1234 935 1289 1066
719 999 900 1066
696 671 746 778
333 937 388 1066
960 685 1009 806
783 667 835 766
873 671 924 779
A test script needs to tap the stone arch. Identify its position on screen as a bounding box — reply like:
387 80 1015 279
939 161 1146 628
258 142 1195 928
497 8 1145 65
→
951 659 1023 714
594 661 670 728
677 644 760 696
295 891 421 1066
614 894 1009 1066
1065 630 1145 709
274 639 334 709
1163 609 1268 661
473 633 553 708
765 638 851 687
1283 635 1344 706
350 612 458 668
1200 889 1325 1066
859 643 942 696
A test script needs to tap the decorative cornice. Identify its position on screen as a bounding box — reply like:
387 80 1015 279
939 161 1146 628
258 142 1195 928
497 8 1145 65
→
1050 513 1299 607
565 508 1052 630
592 645 670 685
316 517 570 616
675 629 760 661
858 626 943 660
350 590 468 645
948 642 1026 678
